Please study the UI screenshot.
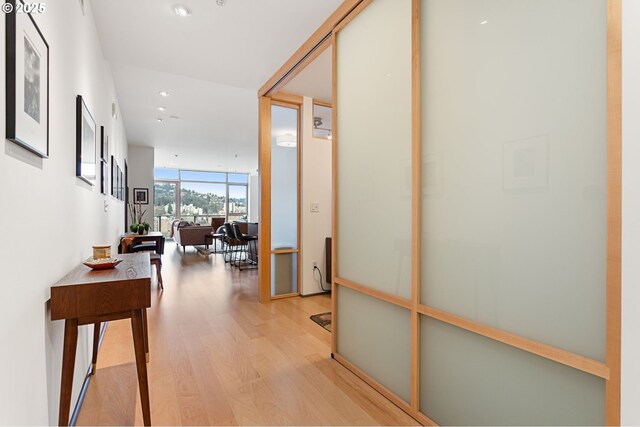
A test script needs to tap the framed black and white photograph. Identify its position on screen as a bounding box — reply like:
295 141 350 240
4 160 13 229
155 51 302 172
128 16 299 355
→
100 160 108 195
119 169 125 201
133 188 149 204
5 0 50 158
76 95 97 185
110 155 116 196
100 126 108 162
115 164 121 200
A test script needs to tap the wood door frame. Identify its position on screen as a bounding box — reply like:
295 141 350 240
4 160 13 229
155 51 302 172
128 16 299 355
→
258 97 303 303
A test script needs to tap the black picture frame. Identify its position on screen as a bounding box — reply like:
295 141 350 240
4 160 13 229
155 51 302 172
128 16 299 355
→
116 164 121 200
75 95 97 185
119 169 124 201
100 126 108 162
110 155 116 197
133 188 149 205
5 0 50 158
100 160 108 195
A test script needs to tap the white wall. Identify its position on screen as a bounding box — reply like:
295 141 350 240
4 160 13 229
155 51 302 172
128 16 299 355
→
127 145 155 227
0 0 128 424
300 97 333 295
621 1 640 423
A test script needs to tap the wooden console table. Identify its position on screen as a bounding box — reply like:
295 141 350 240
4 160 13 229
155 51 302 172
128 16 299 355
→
50 253 152 426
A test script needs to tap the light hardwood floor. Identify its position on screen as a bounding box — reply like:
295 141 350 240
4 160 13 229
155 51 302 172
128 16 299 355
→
77 243 419 426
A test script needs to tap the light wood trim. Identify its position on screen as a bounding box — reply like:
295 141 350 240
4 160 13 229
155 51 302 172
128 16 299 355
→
410 0 421 412
258 0 363 97
265 101 302 301
271 292 300 301
605 0 622 423
296 101 302 298
333 353 438 426
271 249 300 255
269 39 334 97
313 100 333 109
331 33 339 356
269 92 304 106
258 97 272 303
335 277 412 310
418 304 610 380
333 0 374 34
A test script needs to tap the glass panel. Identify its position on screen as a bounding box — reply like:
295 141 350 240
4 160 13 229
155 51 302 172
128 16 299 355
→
228 173 249 184
420 316 605 425
180 170 227 182
336 0 412 298
154 168 179 180
180 182 226 224
271 253 298 296
420 0 607 360
154 182 177 237
229 185 248 222
270 105 299 250
337 287 411 402
312 104 332 140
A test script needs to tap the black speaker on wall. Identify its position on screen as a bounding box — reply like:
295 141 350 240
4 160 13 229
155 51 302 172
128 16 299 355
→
325 237 332 285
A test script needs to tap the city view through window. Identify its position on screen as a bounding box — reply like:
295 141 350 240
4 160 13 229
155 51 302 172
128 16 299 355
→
154 168 249 236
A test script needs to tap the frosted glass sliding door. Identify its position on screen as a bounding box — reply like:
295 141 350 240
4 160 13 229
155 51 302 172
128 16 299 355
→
336 0 412 299
420 0 607 424
271 104 299 296
332 0 616 424
420 0 607 359
420 316 605 425
337 287 411 402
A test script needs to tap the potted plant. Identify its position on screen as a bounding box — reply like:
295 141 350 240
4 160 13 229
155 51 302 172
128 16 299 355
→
128 202 149 234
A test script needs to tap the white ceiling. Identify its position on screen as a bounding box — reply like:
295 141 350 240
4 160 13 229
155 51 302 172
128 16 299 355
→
89 0 343 172
282 47 333 103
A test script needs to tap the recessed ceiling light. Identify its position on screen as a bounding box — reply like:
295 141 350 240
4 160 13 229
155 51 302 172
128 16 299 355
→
480 20 488 25
216 0 226 6
169 115 179 119
157 106 166 111
159 91 170 97
173 4 191 17
156 118 164 123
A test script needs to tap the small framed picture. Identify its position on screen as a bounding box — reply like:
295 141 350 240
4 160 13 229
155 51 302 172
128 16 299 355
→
76 95 97 185
110 156 116 197
119 169 124 201
100 126 108 162
100 160 108 195
6 0 50 158
116 164 121 199
133 188 149 204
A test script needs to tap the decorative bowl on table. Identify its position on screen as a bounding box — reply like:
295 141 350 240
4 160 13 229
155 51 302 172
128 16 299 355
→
83 258 123 270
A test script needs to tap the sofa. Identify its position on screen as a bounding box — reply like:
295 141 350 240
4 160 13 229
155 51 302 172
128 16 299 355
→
173 221 213 254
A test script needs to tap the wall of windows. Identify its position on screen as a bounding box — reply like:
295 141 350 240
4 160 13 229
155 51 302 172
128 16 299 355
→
154 168 249 236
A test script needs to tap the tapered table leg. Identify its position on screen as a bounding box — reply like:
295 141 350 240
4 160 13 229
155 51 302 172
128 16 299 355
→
142 308 149 363
58 318 78 427
131 309 151 426
91 322 100 374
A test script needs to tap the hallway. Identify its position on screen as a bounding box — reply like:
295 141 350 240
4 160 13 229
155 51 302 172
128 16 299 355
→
76 244 417 425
